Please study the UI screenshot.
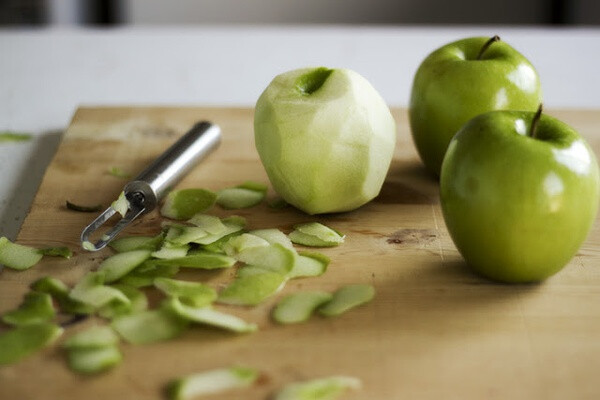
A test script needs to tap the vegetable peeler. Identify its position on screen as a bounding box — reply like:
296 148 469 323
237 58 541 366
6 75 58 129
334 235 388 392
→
81 121 221 251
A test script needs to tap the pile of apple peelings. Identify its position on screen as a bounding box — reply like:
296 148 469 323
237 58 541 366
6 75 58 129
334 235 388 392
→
0 182 373 400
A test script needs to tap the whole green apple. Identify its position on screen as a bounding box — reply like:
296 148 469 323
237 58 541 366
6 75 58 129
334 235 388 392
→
410 36 542 176
440 108 600 283
254 67 396 215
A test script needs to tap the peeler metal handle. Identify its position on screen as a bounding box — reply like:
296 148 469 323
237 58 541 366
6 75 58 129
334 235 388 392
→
81 121 221 251
123 121 221 212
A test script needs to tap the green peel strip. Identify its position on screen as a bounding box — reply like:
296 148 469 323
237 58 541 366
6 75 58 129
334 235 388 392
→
288 252 330 279
223 233 270 256
38 246 73 258
191 219 246 246
111 307 189 345
0 323 63 366
318 284 375 317
166 298 257 333
31 277 94 315
111 191 130 218
0 131 32 142
62 325 119 349
63 325 122 374
118 263 180 288
154 277 217 307
109 233 164 252
216 181 268 209
107 166 131 179
151 242 190 259
97 250 152 283
250 228 294 249
0 236 43 270
289 223 344 247
218 267 287 306
187 214 227 234
98 284 148 319
66 345 122 374
217 188 265 209
150 252 236 269
200 231 244 254
160 188 217 220
272 291 333 325
69 272 131 309
164 225 208 246
274 376 362 400
65 201 103 213
2 292 56 326
166 366 259 400
236 243 295 274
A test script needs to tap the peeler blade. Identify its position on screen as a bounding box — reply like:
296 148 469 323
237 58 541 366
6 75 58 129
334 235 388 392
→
80 192 146 252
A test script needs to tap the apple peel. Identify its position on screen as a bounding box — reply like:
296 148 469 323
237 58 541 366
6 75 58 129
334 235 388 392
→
0 236 43 270
288 251 330 279
69 272 131 309
289 223 344 247
318 284 375 317
111 307 189 345
2 292 56 326
272 291 333 324
273 376 362 400
217 182 267 209
166 298 257 333
109 233 165 253
166 366 259 400
0 323 63 366
66 345 122 374
154 277 217 307
160 188 217 220
31 276 94 315
97 284 148 319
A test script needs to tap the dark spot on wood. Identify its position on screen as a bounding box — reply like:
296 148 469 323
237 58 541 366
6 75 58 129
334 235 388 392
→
256 373 271 386
386 238 403 244
387 229 438 245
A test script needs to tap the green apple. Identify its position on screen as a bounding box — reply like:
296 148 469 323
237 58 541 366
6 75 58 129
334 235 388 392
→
440 107 600 283
254 67 396 215
410 36 542 176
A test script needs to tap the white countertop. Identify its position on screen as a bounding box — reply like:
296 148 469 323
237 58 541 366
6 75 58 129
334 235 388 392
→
1 25 599 239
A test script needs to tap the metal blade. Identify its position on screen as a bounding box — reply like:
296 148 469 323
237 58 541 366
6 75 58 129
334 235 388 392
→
80 192 146 251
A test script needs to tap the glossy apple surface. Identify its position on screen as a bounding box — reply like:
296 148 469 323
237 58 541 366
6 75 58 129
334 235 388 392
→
254 67 396 215
440 110 599 283
410 36 542 176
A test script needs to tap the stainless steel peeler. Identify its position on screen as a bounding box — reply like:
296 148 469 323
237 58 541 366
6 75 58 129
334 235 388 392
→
81 121 221 251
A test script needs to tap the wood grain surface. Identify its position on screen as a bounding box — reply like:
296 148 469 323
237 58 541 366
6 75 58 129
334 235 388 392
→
1 107 599 400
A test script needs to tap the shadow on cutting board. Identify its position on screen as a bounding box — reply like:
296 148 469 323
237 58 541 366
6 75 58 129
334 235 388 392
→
0 130 63 240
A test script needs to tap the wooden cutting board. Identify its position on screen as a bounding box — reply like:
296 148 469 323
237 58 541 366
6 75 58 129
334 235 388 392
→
1 107 599 400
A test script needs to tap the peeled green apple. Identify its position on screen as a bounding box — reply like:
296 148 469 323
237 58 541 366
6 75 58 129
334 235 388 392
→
410 36 542 176
440 108 600 283
254 67 396 215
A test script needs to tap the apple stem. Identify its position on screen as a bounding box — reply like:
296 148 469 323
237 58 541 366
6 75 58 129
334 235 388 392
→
529 104 544 139
476 35 501 60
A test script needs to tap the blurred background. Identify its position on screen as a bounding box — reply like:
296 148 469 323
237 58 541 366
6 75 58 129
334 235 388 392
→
1 0 599 26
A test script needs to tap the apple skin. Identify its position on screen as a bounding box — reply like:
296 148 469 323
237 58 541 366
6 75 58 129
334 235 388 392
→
410 36 542 176
440 110 600 283
254 67 396 215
